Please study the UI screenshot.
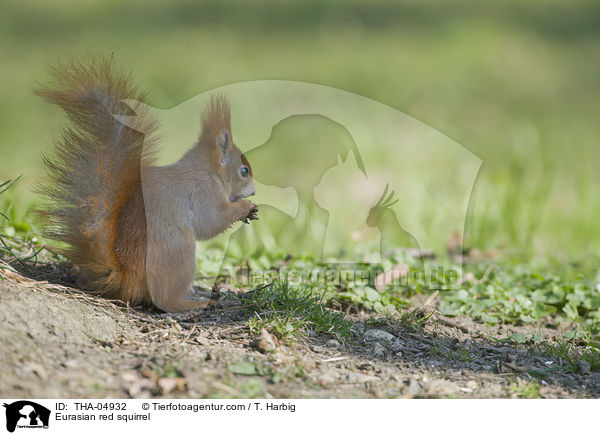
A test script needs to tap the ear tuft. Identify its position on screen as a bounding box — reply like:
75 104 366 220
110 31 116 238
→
200 93 231 146
216 129 231 154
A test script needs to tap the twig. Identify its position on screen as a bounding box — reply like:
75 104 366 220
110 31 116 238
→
475 263 503 284
405 332 434 346
437 316 470 333
321 356 349 363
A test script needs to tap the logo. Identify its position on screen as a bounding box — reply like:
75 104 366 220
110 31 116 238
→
3 401 50 433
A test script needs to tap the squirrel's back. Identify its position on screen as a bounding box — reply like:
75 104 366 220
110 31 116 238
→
35 58 157 304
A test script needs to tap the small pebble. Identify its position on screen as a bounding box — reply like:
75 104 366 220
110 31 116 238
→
578 360 591 375
326 339 341 348
407 379 421 396
466 380 478 390
254 329 277 353
158 377 177 394
370 342 386 359
364 329 403 352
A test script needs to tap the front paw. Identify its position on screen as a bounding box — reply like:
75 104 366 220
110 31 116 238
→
242 204 259 224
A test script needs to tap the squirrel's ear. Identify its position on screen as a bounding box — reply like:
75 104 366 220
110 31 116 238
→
216 129 231 154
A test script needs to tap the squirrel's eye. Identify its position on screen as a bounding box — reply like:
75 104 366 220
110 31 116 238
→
239 166 249 178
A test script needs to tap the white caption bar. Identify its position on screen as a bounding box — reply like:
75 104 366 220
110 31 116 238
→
0 398 593 435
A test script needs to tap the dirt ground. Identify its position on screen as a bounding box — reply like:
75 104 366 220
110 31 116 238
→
1 259 599 399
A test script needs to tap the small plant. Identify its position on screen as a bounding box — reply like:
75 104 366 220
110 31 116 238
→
0 176 22 225
1 175 31 259
534 338 600 373
151 360 183 379
242 280 353 341
399 307 433 331
0 176 22 199
509 379 541 399
454 341 478 363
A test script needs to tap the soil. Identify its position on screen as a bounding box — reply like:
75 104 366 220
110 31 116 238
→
1 257 599 399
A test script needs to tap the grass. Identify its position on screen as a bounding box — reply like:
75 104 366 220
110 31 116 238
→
241 281 353 342
218 247 600 336
534 338 600 373
0 177 24 225
485 332 600 378
451 341 478 364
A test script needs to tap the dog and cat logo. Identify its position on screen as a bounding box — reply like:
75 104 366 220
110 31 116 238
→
2 401 50 432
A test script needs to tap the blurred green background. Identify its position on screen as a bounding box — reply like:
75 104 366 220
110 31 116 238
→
1 0 599 262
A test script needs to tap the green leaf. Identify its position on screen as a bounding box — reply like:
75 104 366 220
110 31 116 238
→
510 333 527 343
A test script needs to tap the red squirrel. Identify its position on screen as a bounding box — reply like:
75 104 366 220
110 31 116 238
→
34 58 258 312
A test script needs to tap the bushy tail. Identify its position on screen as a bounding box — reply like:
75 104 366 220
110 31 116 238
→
34 57 156 291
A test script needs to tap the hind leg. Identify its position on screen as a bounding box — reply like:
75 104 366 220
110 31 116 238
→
146 234 209 312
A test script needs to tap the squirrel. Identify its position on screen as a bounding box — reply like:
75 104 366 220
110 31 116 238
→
34 58 258 312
